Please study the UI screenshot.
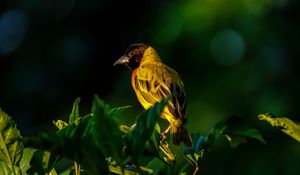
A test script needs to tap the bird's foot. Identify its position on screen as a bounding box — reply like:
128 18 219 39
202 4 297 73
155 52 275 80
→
160 131 167 140
160 125 171 143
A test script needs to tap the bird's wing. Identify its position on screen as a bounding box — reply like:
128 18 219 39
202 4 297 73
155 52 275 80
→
135 64 187 121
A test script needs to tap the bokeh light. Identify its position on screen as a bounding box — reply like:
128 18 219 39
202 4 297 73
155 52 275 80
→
152 5 182 45
210 29 245 66
0 9 29 55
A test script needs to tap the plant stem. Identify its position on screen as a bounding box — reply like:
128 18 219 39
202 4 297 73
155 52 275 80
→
74 161 80 175
193 165 199 175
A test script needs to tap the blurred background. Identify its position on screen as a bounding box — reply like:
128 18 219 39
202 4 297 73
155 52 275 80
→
1 0 300 174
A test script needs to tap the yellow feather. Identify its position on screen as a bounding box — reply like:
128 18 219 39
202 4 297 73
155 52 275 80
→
117 43 192 146
131 47 185 130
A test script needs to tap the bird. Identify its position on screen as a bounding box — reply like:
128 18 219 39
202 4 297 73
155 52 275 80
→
113 43 192 147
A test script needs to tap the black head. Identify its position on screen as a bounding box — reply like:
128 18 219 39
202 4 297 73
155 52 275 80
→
113 43 149 69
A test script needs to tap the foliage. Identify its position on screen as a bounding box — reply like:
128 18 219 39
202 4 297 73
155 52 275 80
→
0 98 299 174
183 115 266 174
258 113 300 142
0 109 24 175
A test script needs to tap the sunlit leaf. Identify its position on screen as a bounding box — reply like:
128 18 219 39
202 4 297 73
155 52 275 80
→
43 151 62 174
53 120 68 130
92 95 125 163
27 150 45 175
108 160 153 175
43 151 50 167
69 97 81 123
130 97 169 162
19 148 36 174
143 123 175 165
120 125 132 133
151 123 175 165
158 140 175 165
259 113 300 142
0 109 23 174
49 168 58 175
58 169 71 175
0 161 17 174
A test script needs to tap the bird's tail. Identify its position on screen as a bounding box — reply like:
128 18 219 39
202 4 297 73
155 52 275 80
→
172 125 192 147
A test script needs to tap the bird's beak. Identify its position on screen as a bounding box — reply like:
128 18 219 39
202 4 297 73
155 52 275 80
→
113 56 130 66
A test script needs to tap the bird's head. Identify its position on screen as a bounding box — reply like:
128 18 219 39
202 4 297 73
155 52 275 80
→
113 43 150 69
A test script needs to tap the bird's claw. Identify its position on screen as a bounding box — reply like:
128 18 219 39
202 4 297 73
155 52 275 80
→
160 125 171 144
160 131 167 142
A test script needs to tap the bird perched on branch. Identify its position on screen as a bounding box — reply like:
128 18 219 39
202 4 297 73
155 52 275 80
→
114 43 192 147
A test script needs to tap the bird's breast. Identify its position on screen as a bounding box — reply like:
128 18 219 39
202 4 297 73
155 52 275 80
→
131 69 153 109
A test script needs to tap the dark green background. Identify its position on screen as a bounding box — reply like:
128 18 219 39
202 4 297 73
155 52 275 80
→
1 0 300 174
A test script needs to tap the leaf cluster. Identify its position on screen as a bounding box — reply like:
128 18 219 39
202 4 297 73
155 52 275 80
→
1 97 299 175
23 96 173 175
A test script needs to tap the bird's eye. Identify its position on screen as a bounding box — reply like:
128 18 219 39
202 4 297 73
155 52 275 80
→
129 51 134 56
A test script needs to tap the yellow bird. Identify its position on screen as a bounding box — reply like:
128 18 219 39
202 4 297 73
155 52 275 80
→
114 43 192 147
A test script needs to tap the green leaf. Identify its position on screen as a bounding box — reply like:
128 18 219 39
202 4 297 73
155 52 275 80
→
52 114 94 174
201 120 226 152
49 114 94 173
27 150 60 175
19 148 37 174
183 115 266 168
24 133 109 175
259 113 300 142
92 95 124 163
226 126 266 148
49 168 58 175
0 161 18 174
130 97 169 162
225 116 266 146
43 151 61 173
57 114 93 139
207 115 266 149
142 123 162 159
108 106 131 118
224 135 247 148
69 97 81 124
58 169 71 175
0 109 23 175
149 123 161 153
80 142 108 175
26 150 45 175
